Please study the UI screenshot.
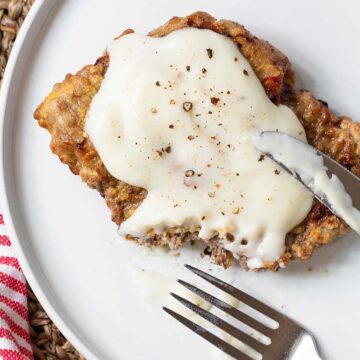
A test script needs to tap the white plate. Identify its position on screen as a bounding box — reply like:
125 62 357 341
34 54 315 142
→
1 0 360 359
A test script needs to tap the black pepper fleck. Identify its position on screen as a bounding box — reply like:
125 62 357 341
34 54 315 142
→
186 65 191 72
226 233 234 242
258 154 265 162
185 170 195 177
183 101 193 112
211 97 220 106
243 69 249 76
206 48 213 58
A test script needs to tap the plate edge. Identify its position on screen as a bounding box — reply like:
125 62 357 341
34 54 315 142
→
0 1 99 359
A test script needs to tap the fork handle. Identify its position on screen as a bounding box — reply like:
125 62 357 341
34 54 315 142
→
291 333 322 360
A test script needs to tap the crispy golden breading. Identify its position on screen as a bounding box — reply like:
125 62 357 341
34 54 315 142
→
34 12 358 270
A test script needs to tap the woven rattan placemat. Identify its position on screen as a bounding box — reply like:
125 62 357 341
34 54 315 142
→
1 1 84 359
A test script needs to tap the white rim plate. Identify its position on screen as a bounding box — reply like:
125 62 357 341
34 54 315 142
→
0 1 97 359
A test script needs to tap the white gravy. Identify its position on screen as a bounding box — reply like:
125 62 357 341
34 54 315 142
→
85 28 313 267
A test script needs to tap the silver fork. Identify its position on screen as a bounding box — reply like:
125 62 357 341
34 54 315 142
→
163 265 322 360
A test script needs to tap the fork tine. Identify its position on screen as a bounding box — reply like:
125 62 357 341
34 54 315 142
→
185 264 284 323
163 306 253 360
178 279 274 338
171 292 265 354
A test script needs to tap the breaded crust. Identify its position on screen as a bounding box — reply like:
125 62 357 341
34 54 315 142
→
34 12 358 270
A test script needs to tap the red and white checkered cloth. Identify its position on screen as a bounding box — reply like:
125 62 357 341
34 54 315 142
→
0 213 33 360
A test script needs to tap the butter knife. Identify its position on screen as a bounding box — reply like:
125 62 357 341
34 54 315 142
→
253 131 360 233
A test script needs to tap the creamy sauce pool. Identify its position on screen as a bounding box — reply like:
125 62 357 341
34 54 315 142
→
85 28 313 268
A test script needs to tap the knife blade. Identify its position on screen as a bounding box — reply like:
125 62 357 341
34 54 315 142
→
253 131 360 233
